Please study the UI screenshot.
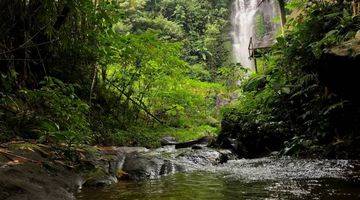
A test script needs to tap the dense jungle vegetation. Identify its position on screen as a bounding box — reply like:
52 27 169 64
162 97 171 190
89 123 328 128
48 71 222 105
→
0 0 236 147
219 0 360 158
1 0 359 158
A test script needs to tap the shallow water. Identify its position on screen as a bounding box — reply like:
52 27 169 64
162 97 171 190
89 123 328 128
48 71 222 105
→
76 158 360 200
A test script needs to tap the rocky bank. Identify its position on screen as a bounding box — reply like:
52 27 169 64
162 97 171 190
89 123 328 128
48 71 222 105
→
0 141 234 200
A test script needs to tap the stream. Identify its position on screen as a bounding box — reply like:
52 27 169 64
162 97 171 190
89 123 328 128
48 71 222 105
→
77 158 360 200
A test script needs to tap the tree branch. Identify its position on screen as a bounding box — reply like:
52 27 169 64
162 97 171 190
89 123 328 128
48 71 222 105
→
105 79 164 124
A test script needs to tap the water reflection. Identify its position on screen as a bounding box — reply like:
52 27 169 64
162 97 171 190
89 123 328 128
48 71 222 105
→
77 173 360 200
77 159 360 200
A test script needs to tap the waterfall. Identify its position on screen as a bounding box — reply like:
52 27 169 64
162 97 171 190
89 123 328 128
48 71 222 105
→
230 0 281 70
231 0 258 69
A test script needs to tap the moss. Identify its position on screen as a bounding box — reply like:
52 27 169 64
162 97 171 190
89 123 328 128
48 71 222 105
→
255 13 266 39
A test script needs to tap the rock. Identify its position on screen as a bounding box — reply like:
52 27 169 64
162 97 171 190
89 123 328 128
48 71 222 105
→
0 142 237 200
191 144 205 150
0 160 81 200
175 136 215 149
122 153 166 180
355 30 360 40
160 136 178 146
121 146 187 180
320 35 360 102
0 143 132 200
84 175 118 187
328 35 360 58
121 146 231 180
176 148 221 166
218 149 237 164
161 136 216 149
83 167 118 187
0 143 84 200
270 151 279 157
115 146 149 154
159 160 181 176
154 145 176 154
216 136 239 152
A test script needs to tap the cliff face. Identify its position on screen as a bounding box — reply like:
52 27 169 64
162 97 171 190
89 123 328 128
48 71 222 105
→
254 0 282 48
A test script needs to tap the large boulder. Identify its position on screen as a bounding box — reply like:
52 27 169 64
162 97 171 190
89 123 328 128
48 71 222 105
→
160 136 178 146
0 143 82 200
122 145 235 180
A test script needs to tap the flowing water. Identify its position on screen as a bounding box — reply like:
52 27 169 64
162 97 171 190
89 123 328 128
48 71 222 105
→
230 0 280 69
77 158 360 200
231 0 258 68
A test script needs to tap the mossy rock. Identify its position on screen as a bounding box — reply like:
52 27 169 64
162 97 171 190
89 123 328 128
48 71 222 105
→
83 167 116 187
329 36 360 57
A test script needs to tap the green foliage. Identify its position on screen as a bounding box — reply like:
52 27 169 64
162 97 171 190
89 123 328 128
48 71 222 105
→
188 64 212 81
132 15 184 40
146 0 232 75
90 0 233 144
285 0 306 11
217 64 248 90
0 0 232 147
255 13 267 39
1 77 91 146
110 125 218 148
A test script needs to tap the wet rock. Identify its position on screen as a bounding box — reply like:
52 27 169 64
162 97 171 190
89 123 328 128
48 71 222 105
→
0 143 131 200
116 147 149 154
217 136 239 152
83 167 118 187
159 160 182 176
160 136 178 146
0 142 237 200
84 175 118 187
122 153 166 180
218 149 237 164
121 146 234 180
176 148 221 166
191 144 205 150
0 160 80 200
270 151 280 157
161 136 216 149
175 136 215 149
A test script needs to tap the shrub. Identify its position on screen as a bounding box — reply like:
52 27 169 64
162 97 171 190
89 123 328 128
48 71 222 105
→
0 77 91 146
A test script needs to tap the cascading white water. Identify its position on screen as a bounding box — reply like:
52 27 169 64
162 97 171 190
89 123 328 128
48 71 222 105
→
231 0 281 70
230 0 258 69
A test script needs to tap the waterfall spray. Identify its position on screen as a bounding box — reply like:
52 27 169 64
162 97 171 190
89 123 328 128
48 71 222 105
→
230 0 258 69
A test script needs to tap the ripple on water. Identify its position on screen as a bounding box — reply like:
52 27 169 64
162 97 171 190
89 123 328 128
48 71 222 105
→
77 158 360 200
215 158 356 181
